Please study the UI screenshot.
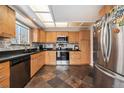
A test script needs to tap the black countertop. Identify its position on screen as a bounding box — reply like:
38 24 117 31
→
0 49 80 63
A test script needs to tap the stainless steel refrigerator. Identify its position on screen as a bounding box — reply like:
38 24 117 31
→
94 9 124 88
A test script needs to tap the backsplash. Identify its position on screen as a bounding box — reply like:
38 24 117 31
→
0 38 11 48
0 38 34 51
32 42 79 50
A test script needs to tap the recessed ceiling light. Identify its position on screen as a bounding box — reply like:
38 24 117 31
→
36 13 53 22
30 5 50 12
55 22 67 27
44 23 55 27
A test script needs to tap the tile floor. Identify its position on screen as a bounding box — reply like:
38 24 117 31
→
25 65 94 88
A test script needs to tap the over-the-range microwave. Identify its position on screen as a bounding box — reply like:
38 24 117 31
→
57 36 68 43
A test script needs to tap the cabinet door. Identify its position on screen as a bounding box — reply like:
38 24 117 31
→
69 32 75 43
45 51 56 65
99 5 114 17
0 6 9 37
8 7 16 37
30 55 38 77
75 32 79 43
56 32 68 37
0 61 10 88
80 40 90 64
46 32 56 43
0 6 15 38
32 29 40 42
80 30 90 40
39 29 46 43
70 51 81 65
69 32 79 43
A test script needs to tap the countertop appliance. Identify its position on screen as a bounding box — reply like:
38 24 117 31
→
56 51 69 65
57 36 68 43
10 55 30 88
94 8 124 88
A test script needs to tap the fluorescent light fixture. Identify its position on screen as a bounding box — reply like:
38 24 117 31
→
55 22 67 27
30 5 50 12
68 22 82 27
36 13 53 22
44 23 55 27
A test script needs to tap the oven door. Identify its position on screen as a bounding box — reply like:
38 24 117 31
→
56 51 69 65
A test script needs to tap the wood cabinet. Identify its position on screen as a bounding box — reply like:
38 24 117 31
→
70 51 81 65
0 61 10 88
56 32 69 37
46 32 57 43
30 52 45 77
32 29 40 42
45 51 56 65
79 30 90 64
99 5 114 17
0 6 16 38
32 28 46 42
69 32 79 43
80 40 90 64
39 29 46 43
79 30 90 40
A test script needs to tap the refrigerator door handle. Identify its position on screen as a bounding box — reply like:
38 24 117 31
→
106 22 112 63
95 64 124 82
103 21 108 62
101 19 106 62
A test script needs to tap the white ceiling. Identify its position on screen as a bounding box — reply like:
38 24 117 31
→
50 5 102 22
10 5 103 31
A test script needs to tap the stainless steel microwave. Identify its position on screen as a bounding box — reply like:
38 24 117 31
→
57 36 68 43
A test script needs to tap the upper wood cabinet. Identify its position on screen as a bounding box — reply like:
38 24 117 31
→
69 32 79 43
99 5 114 17
39 29 46 43
0 61 10 88
56 32 69 37
0 6 16 38
79 30 90 41
32 28 46 42
46 32 57 43
32 29 40 42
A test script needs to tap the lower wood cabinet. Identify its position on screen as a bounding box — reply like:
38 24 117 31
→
30 52 45 77
70 51 82 65
45 51 56 65
0 61 10 88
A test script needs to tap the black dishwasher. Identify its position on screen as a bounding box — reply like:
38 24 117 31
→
10 55 30 88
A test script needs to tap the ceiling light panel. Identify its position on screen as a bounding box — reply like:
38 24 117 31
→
55 22 67 27
44 23 55 27
36 13 53 22
68 22 82 27
30 5 50 12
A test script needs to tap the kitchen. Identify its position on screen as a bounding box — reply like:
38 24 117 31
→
0 5 124 88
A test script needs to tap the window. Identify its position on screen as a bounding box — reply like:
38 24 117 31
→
11 21 30 44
